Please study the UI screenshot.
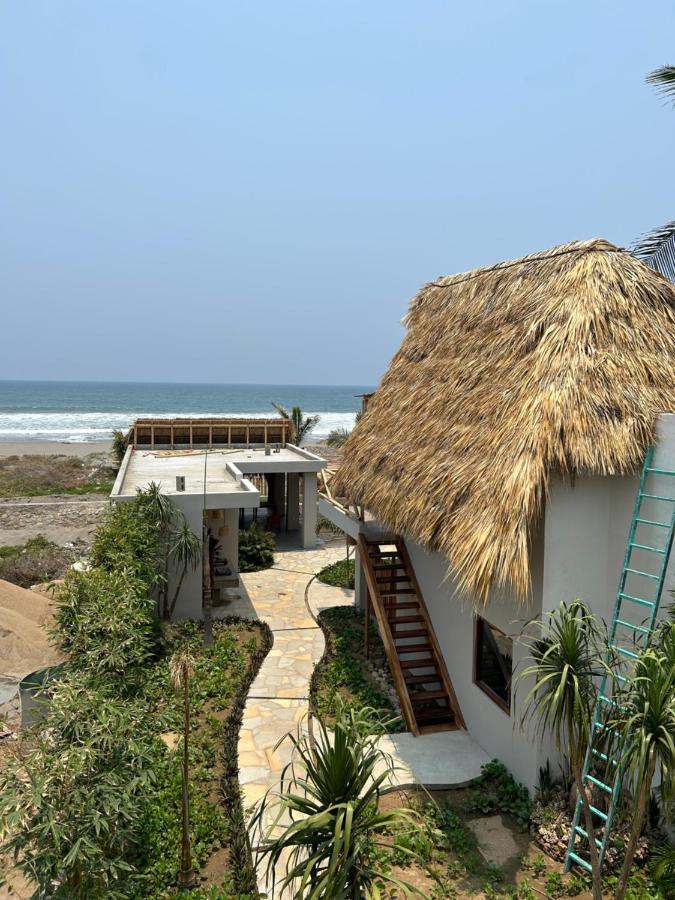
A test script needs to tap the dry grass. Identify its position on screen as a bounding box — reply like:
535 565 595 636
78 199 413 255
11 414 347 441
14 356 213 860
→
0 454 114 497
333 239 675 602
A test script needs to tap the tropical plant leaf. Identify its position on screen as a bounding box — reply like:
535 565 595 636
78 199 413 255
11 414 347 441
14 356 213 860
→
647 65 675 103
631 220 675 282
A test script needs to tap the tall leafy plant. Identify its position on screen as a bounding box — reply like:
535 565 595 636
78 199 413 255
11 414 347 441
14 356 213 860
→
0 683 154 898
170 648 197 891
608 632 675 900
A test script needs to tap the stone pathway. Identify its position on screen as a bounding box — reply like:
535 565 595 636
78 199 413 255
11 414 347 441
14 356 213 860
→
222 538 490 896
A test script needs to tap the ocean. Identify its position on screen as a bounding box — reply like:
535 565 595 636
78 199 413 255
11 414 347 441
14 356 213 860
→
0 381 373 443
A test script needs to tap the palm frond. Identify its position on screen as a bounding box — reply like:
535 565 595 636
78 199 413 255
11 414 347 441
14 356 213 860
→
631 220 675 282
647 65 675 103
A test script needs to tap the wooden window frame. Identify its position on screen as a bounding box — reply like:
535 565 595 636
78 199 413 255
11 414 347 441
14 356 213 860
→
473 615 512 715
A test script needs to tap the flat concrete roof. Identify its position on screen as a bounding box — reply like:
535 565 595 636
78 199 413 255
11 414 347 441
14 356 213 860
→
112 444 325 499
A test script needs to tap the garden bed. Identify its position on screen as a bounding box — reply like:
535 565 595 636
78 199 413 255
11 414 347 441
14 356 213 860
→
310 604 401 729
316 556 355 589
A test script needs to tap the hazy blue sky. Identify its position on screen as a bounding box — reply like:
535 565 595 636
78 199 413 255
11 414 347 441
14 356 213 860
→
2 1 674 386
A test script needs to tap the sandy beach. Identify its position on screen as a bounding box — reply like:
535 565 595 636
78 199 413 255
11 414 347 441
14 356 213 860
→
0 440 111 459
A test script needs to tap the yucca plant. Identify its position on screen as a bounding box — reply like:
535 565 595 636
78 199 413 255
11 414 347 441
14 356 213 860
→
518 600 611 900
608 643 675 900
252 704 426 898
136 482 176 618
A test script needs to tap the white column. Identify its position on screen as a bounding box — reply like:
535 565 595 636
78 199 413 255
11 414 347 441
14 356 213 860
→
353 547 368 610
287 473 300 531
301 471 317 548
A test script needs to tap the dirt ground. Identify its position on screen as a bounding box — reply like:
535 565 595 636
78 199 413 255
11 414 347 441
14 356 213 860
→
379 788 594 899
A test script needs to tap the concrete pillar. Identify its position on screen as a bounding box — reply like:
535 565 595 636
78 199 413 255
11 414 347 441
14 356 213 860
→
353 547 368 610
302 471 317 548
287 473 300 531
269 473 286 522
220 508 239 574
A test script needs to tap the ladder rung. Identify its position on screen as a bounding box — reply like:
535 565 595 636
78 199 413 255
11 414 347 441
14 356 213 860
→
614 673 627 683
615 618 650 635
590 749 617 766
629 542 666 554
618 592 656 607
645 468 675 476
641 492 675 502
568 851 593 873
585 774 612 793
574 826 603 850
611 644 639 660
587 803 608 822
636 517 670 528
624 569 659 582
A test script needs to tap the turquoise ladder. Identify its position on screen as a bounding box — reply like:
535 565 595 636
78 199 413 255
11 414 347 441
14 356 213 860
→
564 447 675 874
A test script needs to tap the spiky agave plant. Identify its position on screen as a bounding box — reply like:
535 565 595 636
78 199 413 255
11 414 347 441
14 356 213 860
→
252 704 426 898
518 600 611 900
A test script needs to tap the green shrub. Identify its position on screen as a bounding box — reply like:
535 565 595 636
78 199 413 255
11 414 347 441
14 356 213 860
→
311 605 399 728
89 495 164 588
316 557 355 589
238 523 275 572
53 566 158 687
0 682 155 899
464 760 532 829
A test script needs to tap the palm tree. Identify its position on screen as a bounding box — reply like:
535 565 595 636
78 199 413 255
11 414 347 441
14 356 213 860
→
170 648 197 891
518 600 611 900
631 65 675 280
168 523 202 620
272 402 320 446
609 637 675 900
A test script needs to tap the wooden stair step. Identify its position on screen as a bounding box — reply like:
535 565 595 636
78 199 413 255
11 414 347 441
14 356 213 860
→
376 574 410 583
391 627 427 639
388 614 423 624
415 707 454 722
368 550 399 558
396 642 432 655
380 588 416 595
373 563 405 571
399 658 439 669
410 690 448 702
386 601 419 610
404 673 442 686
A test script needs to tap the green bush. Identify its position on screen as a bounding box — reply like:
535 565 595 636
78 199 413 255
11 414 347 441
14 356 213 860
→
0 682 155 899
238 523 275 572
316 557 355 589
53 566 158 687
311 606 400 728
464 760 532 829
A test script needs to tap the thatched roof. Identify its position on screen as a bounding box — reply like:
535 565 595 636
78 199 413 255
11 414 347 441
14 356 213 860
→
332 239 675 602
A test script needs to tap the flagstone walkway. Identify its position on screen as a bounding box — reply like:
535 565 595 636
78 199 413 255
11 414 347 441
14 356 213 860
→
220 537 490 896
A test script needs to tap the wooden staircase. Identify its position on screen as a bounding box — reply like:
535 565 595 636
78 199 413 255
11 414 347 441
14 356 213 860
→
358 534 465 736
